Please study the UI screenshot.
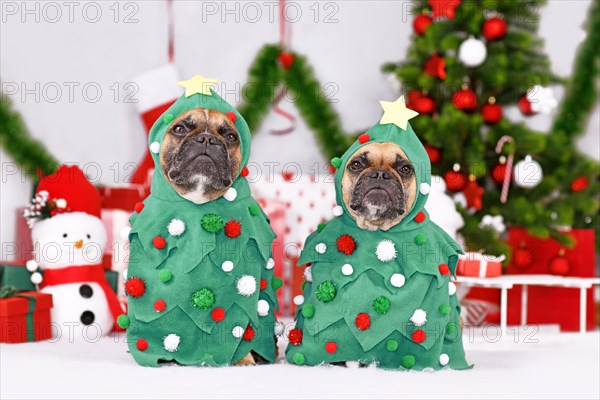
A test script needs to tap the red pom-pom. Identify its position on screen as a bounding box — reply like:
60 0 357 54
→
438 263 450 275
481 102 503 124
154 299 166 312
279 52 295 69
424 145 441 163
242 324 255 341
125 277 146 298
412 329 426 343
452 88 478 112
355 313 371 331
211 307 225 322
260 278 267 290
337 234 357 255
444 171 467 192
414 211 426 223
571 176 589 192
518 96 535 115
358 134 370 144
225 111 237 123
413 13 432 36
153 236 166 249
483 17 507 41
288 328 303 345
224 220 242 238
136 338 148 351
134 202 144 213
325 342 338 354
240 165 249 177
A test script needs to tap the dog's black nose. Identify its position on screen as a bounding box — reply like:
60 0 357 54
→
194 133 219 145
369 169 391 180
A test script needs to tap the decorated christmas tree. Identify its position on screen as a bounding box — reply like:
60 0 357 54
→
119 76 280 367
286 98 470 370
383 0 599 255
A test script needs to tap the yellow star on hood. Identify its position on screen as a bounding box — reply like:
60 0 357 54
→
178 75 218 97
379 96 419 130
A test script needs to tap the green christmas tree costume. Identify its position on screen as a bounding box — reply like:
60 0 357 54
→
120 77 279 367
285 99 471 370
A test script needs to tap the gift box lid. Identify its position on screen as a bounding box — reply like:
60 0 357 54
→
0 263 36 292
0 291 53 317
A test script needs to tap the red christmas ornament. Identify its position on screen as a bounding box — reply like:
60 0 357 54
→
288 328 303 345
513 244 533 269
224 220 242 238
337 234 357 255
358 133 370 144
136 338 149 351
412 329 427 343
414 211 426 223
444 170 467 192
413 13 433 36
424 54 446 80
424 144 441 163
355 313 371 331
571 176 589 192
260 278 267 290
240 165 249 177
225 111 237 123
428 0 461 19
154 299 166 312
125 277 146 298
492 161 512 184
452 87 478 112
548 251 570 276
438 263 450 275
242 324 255 341
481 98 503 124
134 202 145 213
153 236 166 249
518 95 535 115
278 52 295 69
463 178 484 211
482 16 507 41
325 342 338 354
407 90 437 114
211 307 226 322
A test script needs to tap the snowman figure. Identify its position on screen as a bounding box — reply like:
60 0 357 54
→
24 165 123 339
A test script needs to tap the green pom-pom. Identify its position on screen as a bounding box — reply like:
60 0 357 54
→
446 322 456 335
415 233 427 245
248 204 261 216
439 304 450 315
316 281 337 302
330 157 342 169
201 214 224 233
272 277 283 290
401 354 416 369
163 113 175 124
159 269 173 283
192 288 216 309
386 339 398 351
373 296 391 314
292 352 305 365
317 222 327 232
116 314 130 329
302 304 315 318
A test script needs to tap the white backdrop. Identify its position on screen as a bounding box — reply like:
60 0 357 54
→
1 0 598 257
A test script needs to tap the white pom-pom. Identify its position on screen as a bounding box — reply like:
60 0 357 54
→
376 240 397 262
122 268 128 280
410 309 427 326
236 275 257 296
221 260 234 272
120 226 131 240
150 141 161 154
449 281 457 296
315 243 327 254
420 182 431 195
168 219 185 236
274 321 285 337
163 333 180 352
332 205 343 217
303 266 313 282
55 198 67 209
439 353 450 366
223 187 237 202
26 260 38 272
265 257 275 270
257 299 270 316
293 295 304 306
341 264 354 276
390 273 406 288
30 272 43 285
232 326 244 338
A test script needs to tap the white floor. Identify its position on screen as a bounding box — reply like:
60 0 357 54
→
1 325 599 400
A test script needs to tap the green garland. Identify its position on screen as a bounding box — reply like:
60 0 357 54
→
237 44 359 160
0 94 59 178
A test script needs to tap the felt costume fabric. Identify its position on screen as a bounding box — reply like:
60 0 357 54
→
285 119 471 370
124 82 278 367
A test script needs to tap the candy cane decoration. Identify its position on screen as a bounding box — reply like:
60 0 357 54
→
495 135 514 203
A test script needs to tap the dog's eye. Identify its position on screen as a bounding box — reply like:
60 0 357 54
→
400 165 414 175
172 124 186 135
349 160 363 171
225 133 238 143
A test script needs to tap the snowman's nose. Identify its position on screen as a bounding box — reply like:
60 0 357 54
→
74 240 83 249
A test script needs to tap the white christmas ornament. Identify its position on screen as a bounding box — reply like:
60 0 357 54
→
163 333 180 352
449 281 457 296
257 299 270 316
221 260 234 272
303 266 313 282
223 187 237 201
376 240 397 262
26 260 38 272
149 141 161 154
332 205 344 217
527 85 558 115
265 257 275 270
390 273 406 288
30 272 43 285
293 295 305 306
513 155 543 188
410 309 427 326
167 219 186 236
232 326 245 338
419 182 431 195
315 243 327 254
458 36 487 67
341 264 354 276
236 275 257 296
439 353 450 366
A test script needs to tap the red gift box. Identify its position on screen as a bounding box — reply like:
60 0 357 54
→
457 252 504 277
506 228 597 331
1 291 53 343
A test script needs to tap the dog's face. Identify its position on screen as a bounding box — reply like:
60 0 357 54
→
160 108 242 203
342 142 417 231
